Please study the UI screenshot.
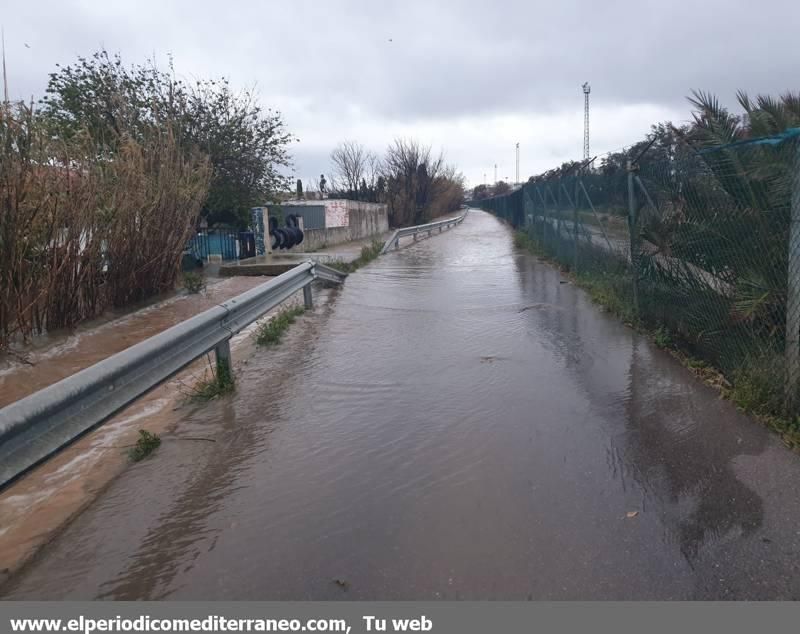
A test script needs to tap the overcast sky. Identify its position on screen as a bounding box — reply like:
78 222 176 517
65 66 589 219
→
3 0 797 189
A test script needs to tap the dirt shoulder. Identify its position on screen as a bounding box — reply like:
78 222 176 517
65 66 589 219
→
0 282 337 587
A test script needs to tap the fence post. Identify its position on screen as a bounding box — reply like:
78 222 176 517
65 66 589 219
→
523 187 533 230
567 180 579 273
555 184 562 261
627 160 640 315
535 186 548 246
786 140 800 411
559 180 579 273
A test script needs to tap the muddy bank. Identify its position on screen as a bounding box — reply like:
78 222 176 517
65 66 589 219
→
0 277 266 409
0 278 334 584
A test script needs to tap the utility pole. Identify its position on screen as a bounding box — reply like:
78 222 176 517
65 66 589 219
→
2 28 8 106
494 163 497 183
515 142 520 184
582 82 591 161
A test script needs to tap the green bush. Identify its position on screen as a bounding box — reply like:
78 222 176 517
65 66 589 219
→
128 429 161 462
328 239 384 274
256 306 305 346
653 326 673 349
190 358 235 401
183 271 206 294
730 354 786 416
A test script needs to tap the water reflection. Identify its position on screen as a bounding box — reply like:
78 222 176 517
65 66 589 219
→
513 252 766 566
2 211 793 600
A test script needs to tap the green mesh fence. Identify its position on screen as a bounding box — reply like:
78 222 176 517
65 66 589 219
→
474 134 800 417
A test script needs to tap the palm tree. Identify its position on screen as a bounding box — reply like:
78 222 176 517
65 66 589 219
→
637 91 800 375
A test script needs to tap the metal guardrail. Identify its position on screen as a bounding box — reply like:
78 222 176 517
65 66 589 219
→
0 261 347 489
380 210 469 254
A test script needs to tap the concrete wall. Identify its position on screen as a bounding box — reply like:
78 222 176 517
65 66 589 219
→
302 200 389 251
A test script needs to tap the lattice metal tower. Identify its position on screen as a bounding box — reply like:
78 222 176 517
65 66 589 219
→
582 82 591 160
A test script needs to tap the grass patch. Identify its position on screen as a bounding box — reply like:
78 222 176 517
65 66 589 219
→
182 271 206 294
728 355 786 417
513 230 544 255
653 326 673 349
128 429 161 462
327 239 384 274
578 273 638 325
685 356 707 370
190 357 235 401
255 305 305 346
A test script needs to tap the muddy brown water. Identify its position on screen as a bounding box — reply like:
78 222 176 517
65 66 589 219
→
0 276 267 408
3 210 800 600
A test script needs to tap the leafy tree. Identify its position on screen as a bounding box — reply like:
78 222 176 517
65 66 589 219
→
40 50 294 228
381 138 462 226
493 180 511 195
472 184 489 200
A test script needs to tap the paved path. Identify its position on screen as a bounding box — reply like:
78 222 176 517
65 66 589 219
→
3 210 800 599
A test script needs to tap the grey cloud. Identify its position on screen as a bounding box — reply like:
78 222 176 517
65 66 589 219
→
3 0 797 185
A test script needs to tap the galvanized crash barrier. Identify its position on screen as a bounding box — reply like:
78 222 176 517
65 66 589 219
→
0 261 347 489
380 210 469 255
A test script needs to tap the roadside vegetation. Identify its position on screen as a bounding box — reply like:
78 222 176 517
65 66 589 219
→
255 305 306 346
182 272 206 294
323 139 465 227
128 430 162 462
492 89 800 449
327 239 384 274
515 226 800 450
1 49 294 354
189 357 236 401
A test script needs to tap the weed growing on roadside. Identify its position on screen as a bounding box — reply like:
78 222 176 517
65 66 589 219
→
190 357 235 401
128 429 161 462
327 239 384 274
255 305 305 346
653 326 673 349
183 271 206 294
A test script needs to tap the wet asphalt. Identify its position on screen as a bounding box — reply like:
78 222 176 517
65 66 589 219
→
3 210 800 600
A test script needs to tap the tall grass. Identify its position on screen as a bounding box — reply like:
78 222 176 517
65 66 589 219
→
0 103 210 350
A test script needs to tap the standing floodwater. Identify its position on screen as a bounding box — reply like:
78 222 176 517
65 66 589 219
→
4 210 800 600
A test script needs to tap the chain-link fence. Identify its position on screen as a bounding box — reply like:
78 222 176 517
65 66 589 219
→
474 132 800 417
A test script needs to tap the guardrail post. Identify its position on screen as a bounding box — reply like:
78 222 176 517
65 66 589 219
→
303 283 313 309
214 339 233 382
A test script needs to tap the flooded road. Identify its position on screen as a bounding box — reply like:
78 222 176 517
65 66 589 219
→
4 210 800 599
0 276 266 408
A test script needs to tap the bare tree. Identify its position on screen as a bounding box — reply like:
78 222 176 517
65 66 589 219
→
330 140 376 198
382 138 445 225
326 137 463 223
